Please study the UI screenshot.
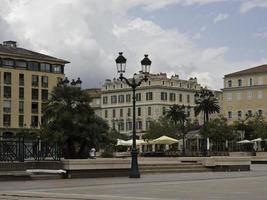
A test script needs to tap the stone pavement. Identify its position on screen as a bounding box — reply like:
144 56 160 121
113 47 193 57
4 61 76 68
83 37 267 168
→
0 164 267 200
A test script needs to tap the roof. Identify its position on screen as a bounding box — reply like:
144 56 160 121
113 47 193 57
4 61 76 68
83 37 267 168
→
0 43 69 64
85 88 102 98
225 64 267 77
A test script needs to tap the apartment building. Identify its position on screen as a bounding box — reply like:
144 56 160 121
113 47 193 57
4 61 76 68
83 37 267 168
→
222 64 267 122
0 41 69 137
85 88 102 117
101 73 202 136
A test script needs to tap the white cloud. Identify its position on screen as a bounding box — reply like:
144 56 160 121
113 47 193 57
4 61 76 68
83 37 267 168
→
253 28 267 39
240 0 267 13
213 13 229 23
0 0 265 90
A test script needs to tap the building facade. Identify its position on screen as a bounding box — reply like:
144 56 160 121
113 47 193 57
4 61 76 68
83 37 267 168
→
0 41 69 137
85 88 102 117
100 73 202 136
222 64 267 122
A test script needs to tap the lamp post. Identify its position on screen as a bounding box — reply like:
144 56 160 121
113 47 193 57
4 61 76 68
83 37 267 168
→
180 105 191 156
194 87 215 156
115 52 151 178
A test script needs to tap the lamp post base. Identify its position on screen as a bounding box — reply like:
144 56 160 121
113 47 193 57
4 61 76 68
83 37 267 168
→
129 149 140 178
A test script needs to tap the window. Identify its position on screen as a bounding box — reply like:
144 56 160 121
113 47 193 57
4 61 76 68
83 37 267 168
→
257 91 263 99
111 95 117 104
41 76 48 87
146 121 151 130
16 60 27 69
19 74 24 86
179 94 183 102
3 59 14 67
3 100 11 113
228 111 232 119
227 93 232 101
104 110 108 118
31 116 39 127
4 72 11 84
28 61 39 71
19 115 24 127
136 93 141 101
32 75 39 87
236 93 241 101
126 121 132 131
249 78 253 86
31 102 38 113
238 79 242 87
137 107 141 116
148 107 151 116
120 109 123 117
228 80 232 87
258 77 263 85
146 92 153 100
162 107 166 115
118 121 124 131
169 93 176 102
19 87 24 99
161 92 167 101
3 114 11 126
40 63 51 72
4 86 11 98
41 90 48 101
247 91 252 100
162 81 165 85
137 121 142 130
127 108 131 117
32 89 39 100
103 96 108 104
118 95 124 103
52 64 62 73
126 94 131 102
237 111 242 119
19 101 24 113
112 109 116 118
187 94 190 103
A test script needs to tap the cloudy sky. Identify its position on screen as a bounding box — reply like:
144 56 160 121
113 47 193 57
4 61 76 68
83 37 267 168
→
1 0 267 89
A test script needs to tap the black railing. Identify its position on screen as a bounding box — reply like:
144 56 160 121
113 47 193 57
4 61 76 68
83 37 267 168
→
0 137 61 162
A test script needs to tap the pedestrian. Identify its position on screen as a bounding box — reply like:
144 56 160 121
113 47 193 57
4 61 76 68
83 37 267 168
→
90 147 96 159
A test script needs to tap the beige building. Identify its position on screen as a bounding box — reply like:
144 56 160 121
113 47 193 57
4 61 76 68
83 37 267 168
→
0 41 69 137
85 88 102 117
101 73 202 136
222 64 267 122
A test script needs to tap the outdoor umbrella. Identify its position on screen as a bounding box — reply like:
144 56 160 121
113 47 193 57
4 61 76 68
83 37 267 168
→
151 135 179 145
116 139 146 146
237 140 253 144
251 138 262 142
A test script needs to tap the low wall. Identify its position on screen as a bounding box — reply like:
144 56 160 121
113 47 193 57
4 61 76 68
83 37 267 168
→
202 157 251 172
0 161 63 171
229 152 253 157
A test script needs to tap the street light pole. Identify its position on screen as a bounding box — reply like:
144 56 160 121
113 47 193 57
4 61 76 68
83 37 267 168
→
115 52 152 178
181 105 191 156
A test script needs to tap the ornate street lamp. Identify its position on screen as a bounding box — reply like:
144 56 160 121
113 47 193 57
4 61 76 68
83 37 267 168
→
115 52 152 178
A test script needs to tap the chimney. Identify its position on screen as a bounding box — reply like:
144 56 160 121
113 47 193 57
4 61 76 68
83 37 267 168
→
3 41 17 48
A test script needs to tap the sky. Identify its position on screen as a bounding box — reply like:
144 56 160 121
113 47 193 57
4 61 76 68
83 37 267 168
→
0 0 267 89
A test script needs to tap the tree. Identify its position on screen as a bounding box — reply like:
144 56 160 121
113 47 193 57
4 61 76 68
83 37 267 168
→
41 85 110 159
142 117 179 140
194 91 220 123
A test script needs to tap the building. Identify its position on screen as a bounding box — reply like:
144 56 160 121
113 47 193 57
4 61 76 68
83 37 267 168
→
222 64 267 122
0 41 69 137
85 88 102 117
100 73 202 136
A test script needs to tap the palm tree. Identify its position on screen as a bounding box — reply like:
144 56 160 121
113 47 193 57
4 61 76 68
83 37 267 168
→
194 88 220 156
166 104 191 155
42 84 110 158
194 89 220 124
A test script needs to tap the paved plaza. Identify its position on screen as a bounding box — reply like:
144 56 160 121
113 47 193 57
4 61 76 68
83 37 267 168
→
0 165 267 200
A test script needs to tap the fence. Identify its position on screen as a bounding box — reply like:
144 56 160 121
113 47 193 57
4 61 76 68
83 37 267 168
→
0 137 61 162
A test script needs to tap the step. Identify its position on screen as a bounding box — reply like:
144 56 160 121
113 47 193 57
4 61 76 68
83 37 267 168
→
0 171 31 181
141 167 212 174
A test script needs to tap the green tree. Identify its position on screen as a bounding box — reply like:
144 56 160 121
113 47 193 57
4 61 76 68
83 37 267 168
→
41 85 110 159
